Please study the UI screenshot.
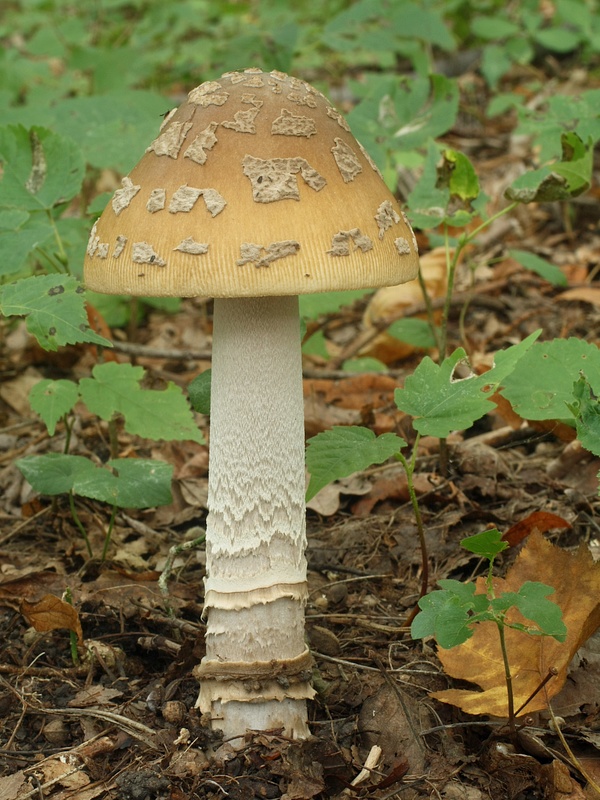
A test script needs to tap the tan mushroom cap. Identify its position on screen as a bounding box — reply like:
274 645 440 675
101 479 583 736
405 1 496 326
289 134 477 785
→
84 68 419 298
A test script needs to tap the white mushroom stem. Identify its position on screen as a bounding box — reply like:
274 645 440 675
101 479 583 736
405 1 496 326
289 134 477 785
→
197 295 312 741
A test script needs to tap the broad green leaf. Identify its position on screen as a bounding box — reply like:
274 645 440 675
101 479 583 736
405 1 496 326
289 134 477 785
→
471 16 520 39
75 458 173 508
342 357 387 373
79 362 204 443
188 370 211 415
17 453 173 508
512 582 567 641
0 125 84 212
395 331 540 438
38 91 170 172
29 379 79 435
534 28 581 53
305 426 406 500
299 290 372 320
461 529 508 560
509 249 567 287
387 318 438 349
500 338 600 421
17 453 98 495
0 275 112 351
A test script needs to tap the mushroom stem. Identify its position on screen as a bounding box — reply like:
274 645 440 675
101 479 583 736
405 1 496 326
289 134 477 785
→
197 295 311 741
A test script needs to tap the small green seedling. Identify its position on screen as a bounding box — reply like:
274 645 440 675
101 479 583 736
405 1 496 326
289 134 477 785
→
306 332 540 610
411 529 567 734
19 362 203 560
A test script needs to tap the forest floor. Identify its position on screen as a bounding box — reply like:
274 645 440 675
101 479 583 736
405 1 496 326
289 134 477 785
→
1 75 600 800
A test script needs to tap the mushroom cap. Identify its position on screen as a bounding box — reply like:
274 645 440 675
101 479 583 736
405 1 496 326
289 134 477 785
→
84 68 419 298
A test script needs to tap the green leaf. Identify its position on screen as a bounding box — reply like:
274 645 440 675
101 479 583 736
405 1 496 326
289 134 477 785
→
387 318 438 349
394 331 540 438
461 529 508 560
440 149 480 202
0 216 55 276
76 458 173 508
299 290 372 320
568 377 600 457
342 357 388 373
0 275 112 351
17 453 96 495
512 582 567 641
17 453 173 508
305 426 406 501
411 584 478 649
505 133 593 202
472 16 520 39
509 249 567 286
188 370 211 415
0 125 84 212
29 379 79 435
500 338 600 421
535 27 581 53
79 362 204 443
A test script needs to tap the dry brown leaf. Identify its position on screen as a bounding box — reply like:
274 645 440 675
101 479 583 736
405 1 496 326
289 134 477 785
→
502 511 571 547
21 594 84 644
359 247 448 363
432 533 600 717
556 287 600 307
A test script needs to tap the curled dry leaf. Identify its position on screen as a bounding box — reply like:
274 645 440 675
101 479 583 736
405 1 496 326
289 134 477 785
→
431 532 600 717
21 594 84 644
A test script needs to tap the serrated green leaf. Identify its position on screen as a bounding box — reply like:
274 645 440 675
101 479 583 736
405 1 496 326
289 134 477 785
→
513 582 567 641
0 217 55 276
0 274 112 351
569 377 600 457
411 587 476 649
0 125 84 211
505 133 592 202
394 331 540 438
509 249 567 286
500 338 600 421
29 379 79 435
188 370 211 415
461 529 508 560
305 426 406 501
79 362 204 444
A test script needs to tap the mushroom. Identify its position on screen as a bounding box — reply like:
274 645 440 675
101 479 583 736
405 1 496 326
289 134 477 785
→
84 68 419 742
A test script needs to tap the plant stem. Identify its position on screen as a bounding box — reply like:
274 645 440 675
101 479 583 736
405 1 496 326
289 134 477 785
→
496 621 516 741
63 587 80 665
100 504 117 562
68 491 93 557
108 418 119 460
397 436 430 625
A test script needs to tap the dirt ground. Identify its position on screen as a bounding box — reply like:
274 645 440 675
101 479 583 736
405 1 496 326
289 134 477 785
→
1 140 600 797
